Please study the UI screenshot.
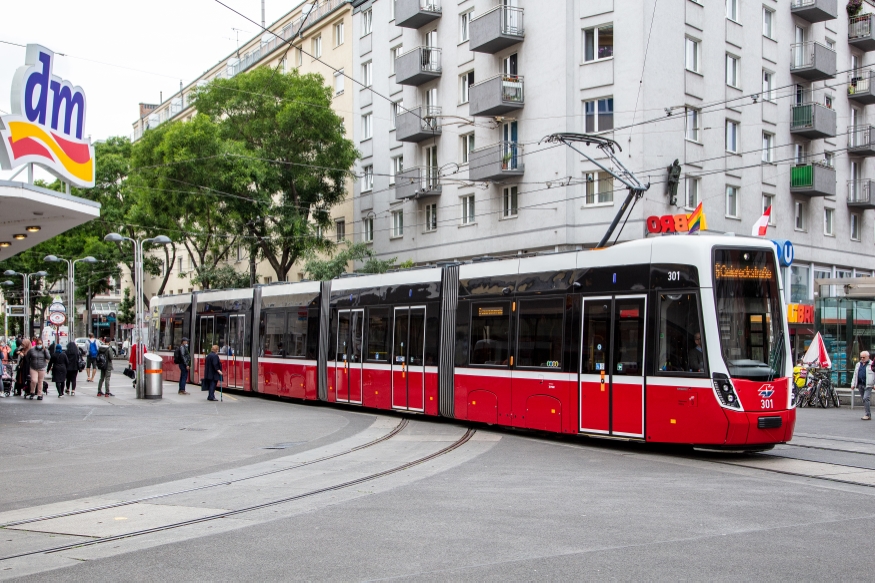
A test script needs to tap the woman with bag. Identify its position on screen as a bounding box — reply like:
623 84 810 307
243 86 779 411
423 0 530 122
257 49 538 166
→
27 339 49 400
64 341 81 396
14 339 30 397
47 344 68 398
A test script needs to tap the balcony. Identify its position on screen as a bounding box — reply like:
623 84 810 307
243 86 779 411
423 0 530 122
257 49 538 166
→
469 75 524 117
790 162 836 197
848 179 875 209
396 106 442 142
790 103 836 139
790 0 837 23
395 47 442 86
396 166 441 200
849 125 875 156
395 0 441 29
849 14 875 51
790 42 836 81
848 71 875 104
470 6 524 54
468 142 524 182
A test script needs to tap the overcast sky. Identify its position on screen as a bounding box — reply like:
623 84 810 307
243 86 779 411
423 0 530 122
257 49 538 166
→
0 0 302 181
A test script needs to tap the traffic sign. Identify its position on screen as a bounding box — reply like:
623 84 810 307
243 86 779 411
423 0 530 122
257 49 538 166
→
48 312 66 326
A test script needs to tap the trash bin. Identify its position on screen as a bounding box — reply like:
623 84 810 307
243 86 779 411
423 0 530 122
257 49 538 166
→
143 353 163 400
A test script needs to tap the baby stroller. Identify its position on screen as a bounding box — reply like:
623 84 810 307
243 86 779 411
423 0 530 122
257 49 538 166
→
1 363 12 397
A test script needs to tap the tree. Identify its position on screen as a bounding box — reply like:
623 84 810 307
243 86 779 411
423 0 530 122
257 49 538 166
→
193 67 358 282
188 265 252 290
117 288 135 325
304 242 397 281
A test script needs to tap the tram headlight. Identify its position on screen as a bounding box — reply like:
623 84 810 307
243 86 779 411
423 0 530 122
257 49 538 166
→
712 374 742 410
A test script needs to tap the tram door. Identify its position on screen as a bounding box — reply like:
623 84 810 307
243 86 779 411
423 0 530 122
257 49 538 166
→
193 316 214 384
392 306 426 411
334 309 363 404
225 314 246 389
579 296 646 438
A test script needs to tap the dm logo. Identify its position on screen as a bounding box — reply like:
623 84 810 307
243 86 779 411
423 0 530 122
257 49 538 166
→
0 44 95 187
758 384 776 398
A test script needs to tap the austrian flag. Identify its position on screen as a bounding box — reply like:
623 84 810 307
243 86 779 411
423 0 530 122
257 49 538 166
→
751 206 771 237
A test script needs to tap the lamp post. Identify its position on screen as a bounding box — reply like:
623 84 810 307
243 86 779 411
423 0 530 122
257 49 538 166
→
104 233 171 397
4 270 48 338
44 255 98 338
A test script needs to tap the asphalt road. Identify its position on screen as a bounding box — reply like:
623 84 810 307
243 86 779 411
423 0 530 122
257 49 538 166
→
2 376 874 581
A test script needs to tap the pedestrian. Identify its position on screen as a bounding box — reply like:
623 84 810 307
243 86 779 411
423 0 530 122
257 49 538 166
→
203 344 222 402
96 343 114 397
64 341 80 396
46 344 68 398
27 338 49 400
85 333 99 382
0 341 9 364
13 338 30 397
128 340 147 388
851 351 875 421
122 338 130 357
174 337 191 395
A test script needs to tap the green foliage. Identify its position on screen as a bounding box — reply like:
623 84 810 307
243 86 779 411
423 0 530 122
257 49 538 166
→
398 259 416 270
193 67 359 281
117 288 135 325
188 264 251 290
304 242 396 281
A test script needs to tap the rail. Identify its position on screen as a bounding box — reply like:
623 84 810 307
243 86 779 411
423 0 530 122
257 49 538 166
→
849 13 873 40
848 179 873 204
790 41 831 70
472 5 524 36
791 160 832 188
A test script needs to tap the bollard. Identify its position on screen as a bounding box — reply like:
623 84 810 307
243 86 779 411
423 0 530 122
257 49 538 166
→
143 353 163 400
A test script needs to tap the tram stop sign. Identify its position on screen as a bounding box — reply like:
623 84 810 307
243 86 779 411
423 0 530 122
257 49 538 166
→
771 239 794 267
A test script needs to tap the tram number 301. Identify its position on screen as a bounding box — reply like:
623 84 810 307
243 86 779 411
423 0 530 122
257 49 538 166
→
667 271 681 281
761 399 773 409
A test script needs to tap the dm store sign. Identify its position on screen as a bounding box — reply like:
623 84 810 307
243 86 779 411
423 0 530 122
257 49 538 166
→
0 44 94 187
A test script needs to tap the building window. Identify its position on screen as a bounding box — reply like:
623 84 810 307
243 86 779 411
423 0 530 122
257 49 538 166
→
362 165 374 192
685 37 701 73
391 100 403 129
725 120 739 153
762 194 775 225
313 35 322 58
389 0 395 20
334 22 345 46
461 195 475 225
296 45 303 66
425 203 437 231
335 219 346 242
851 213 861 241
585 172 614 205
824 208 835 236
686 177 699 209
362 8 373 36
334 70 344 95
389 155 403 185
362 61 372 88
460 133 475 164
390 45 403 75
759 133 774 164
791 265 810 302
391 210 403 237
584 97 614 132
583 24 613 62
361 113 372 139
685 108 700 142
762 70 774 101
177 257 183 272
460 10 472 42
460 71 474 104
726 0 738 22
763 7 774 38
725 185 739 218
236 245 245 262
795 201 806 231
726 54 739 88
264 277 272 285
363 217 374 242
502 186 518 218
826 38 836 51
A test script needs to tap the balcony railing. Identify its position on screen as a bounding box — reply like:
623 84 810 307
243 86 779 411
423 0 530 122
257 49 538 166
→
790 0 838 23
849 14 875 51
790 160 836 197
848 125 875 156
395 47 442 85
848 179 875 207
395 166 442 200
790 41 836 81
395 106 442 142
395 0 442 29
468 141 525 182
470 6 524 53
790 102 837 138
469 74 524 116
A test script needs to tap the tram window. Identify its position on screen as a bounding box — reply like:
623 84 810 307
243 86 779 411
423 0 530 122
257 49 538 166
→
262 312 286 357
516 298 564 368
470 302 510 366
455 302 470 367
288 308 308 357
158 319 170 350
367 308 390 361
657 292 706 375
171 318 184 350
215 316 229 355
613 298 645 376
581 301 610 374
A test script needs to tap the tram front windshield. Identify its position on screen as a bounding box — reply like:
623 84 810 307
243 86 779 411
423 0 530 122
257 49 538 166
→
713 248 785 380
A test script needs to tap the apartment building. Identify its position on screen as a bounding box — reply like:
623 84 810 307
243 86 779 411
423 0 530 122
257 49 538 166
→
130 0 355 293
350 0 875 303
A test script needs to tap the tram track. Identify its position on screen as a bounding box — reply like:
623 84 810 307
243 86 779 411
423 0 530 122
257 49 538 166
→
0 427 475 562
0 418 409 530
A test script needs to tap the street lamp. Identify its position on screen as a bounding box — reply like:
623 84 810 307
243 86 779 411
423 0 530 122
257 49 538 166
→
104 233 171 397
3 270 48 338
44 255 98 338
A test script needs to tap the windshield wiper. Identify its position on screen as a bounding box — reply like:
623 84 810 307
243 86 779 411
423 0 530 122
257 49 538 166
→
768 327 785 381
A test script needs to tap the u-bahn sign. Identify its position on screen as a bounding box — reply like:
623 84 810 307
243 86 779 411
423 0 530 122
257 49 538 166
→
0 44 95 187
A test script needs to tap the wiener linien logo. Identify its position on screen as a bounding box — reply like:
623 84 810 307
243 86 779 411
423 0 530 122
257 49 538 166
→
0 44 95 188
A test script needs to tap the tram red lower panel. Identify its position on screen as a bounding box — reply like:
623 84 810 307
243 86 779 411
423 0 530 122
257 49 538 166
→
259 359 316 400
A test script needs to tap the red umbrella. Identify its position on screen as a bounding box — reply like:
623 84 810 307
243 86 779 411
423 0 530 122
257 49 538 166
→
803 332 832 369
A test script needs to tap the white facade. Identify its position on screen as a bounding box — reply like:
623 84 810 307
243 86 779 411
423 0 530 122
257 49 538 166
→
351 0 875 304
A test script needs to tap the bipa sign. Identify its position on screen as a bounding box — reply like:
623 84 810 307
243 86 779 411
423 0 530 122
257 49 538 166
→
0 44 94 187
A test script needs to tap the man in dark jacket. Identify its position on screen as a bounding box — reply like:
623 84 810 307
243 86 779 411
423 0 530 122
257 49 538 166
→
203 344 222 402
174 338 191 395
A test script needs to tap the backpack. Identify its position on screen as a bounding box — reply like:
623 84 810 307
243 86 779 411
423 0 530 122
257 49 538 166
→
173 347 182 365
88 340 98 358
96 352 107 371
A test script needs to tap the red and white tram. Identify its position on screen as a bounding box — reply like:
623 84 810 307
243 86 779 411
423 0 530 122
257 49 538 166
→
150 236 794 448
